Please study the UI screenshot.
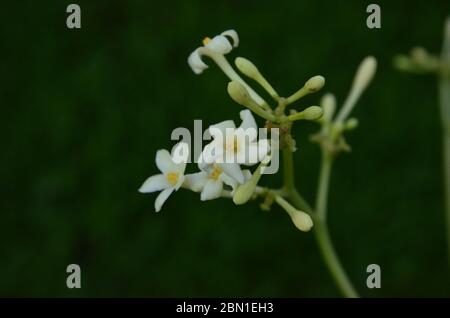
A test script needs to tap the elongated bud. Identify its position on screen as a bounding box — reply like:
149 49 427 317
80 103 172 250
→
335 56 377 124
288 106 323 121
305 75 325 92
227 80 250 104
321 93 336 122
227 81 276 122
274 195 313 232
235 57 260 80
233 157 270 205
286 75 325 104
352 56 377 99
235 57 279 99
232 175 260 205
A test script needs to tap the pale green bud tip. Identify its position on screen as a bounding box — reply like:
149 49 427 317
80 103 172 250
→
233 159 269 205
345 118 359 130
235 57 260 79
227 81 250 104
353 56 377 94
305 75 325 92
301 106 323 120
321 93 336 121
232 183 255 205
291 211 313 232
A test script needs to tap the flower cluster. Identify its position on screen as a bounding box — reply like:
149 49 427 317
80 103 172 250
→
139 29 334 232
139 109 270 212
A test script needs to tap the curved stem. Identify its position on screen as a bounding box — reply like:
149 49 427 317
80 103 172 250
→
316 152 332 221
283 148 296 192
313 220 358 297
283 147 359 297
313 153 358 298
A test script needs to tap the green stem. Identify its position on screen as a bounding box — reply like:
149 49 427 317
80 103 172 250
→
282 147 358 297
313 153 358 298
283 148 295 192
440 17 450 269
316 151 332 221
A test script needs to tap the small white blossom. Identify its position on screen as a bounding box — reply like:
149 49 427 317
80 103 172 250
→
188 29 239 74
184 162 238 201
201 110 270 184
139 143 188 212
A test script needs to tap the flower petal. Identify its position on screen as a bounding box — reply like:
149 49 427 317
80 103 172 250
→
171 142 189 174
218 163 244 184
221 30 239 47
209 120 236 139
199 140 223 165
139 174 169 193
257 139 271 161
201 179 223 201
239 109 258 134
220 172 238 191
156 149 177 174
184 171 209 192
154 188 174 212
205 35 233 54
235 128 257 150
188 48 209 74
174 174 185 191
237 142 258 165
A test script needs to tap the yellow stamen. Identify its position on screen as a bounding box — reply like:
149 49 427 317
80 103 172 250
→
226 136 239 153
202 37 211 46
166 172 179 186
209 166 222 181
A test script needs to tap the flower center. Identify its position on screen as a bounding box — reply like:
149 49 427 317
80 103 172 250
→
209 165 223 181
202 37 211 45
166 172 179 186
226 136 239 153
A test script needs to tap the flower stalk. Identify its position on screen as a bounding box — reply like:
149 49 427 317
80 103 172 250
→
140 29 379 297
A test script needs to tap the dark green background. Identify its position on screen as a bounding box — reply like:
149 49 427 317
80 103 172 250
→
1 0 450 297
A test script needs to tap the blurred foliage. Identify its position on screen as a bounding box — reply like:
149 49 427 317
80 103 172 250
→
1 0 450 297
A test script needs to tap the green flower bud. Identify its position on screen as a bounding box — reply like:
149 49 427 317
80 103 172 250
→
304 75 325 92
235 57 279 99
227 81 276 122
286 75 325 104
232 157 271 205
287 106 323 121
290 210 314 232
235 57 260 80
227 81 251 105
274 195 313 232
345 118 359 130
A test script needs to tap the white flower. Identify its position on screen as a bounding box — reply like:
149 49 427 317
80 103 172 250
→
201 110 270 183
139 143 188 212
184 162 239 201
188 29 239 74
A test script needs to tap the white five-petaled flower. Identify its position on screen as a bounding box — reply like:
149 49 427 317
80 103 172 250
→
139 143 188 212
187 29 239 74
201 109 270 184
184 162 238 201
